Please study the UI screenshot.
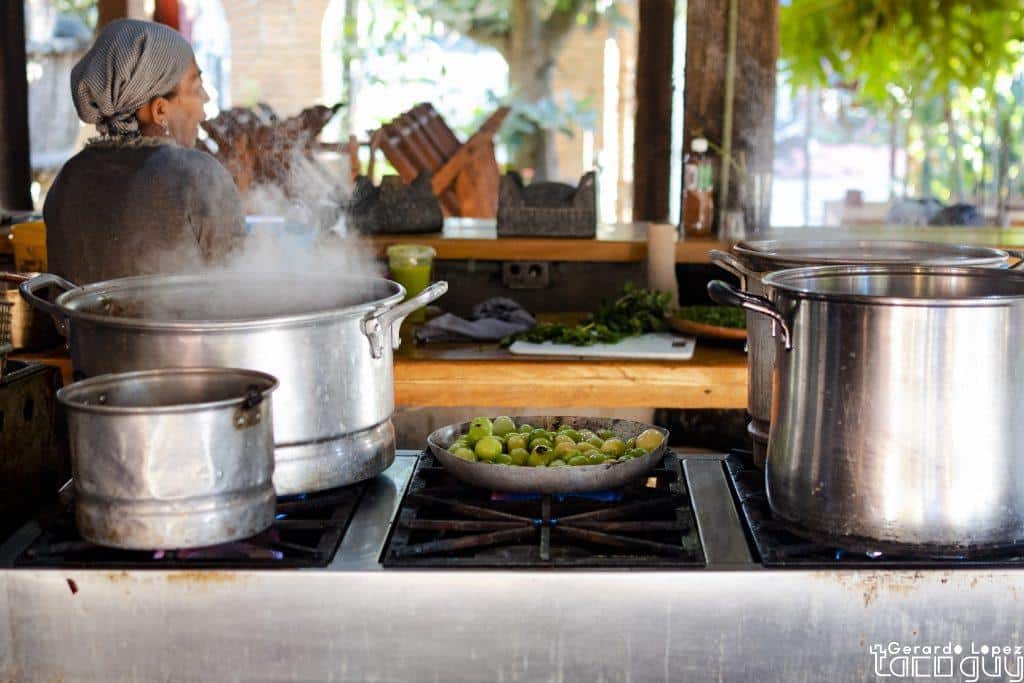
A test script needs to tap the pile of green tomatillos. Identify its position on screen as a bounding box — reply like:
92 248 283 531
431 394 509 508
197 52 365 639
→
446 416 665 467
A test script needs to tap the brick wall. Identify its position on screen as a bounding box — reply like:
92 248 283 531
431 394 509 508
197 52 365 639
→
221 0 332 117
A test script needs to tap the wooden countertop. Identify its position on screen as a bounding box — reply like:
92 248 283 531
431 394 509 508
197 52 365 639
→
11 331 749 410
391 311 746 409
362 220 1024 264
393 340 747 409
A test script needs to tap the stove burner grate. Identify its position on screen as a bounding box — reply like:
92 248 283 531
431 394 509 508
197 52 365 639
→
15 483 369 569
725 452 1024 568
381 452 704 568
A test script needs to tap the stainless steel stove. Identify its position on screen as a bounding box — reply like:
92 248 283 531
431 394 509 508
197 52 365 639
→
1 450 1023 682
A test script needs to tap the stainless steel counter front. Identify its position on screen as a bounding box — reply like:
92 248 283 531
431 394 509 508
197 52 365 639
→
1 452 1022 682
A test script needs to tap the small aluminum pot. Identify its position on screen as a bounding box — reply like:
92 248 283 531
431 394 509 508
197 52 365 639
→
709 266 1024 551
58 368 278 550
710 241 1021 466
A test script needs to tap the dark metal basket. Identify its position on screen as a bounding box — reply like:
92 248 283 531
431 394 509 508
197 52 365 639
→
496 171 597 238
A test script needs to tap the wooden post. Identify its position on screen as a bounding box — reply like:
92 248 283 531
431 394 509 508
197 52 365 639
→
154 0 181 31
632 0 676 222
683 0 779 233
98 0 131 28
0 0 33 210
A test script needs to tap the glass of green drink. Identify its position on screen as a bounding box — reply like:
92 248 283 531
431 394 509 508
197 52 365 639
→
386 244 436 324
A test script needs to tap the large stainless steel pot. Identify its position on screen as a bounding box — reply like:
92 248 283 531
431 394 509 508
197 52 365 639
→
22 272 447 495
709 265 1024 551
709 240 1020 466
58 367 278 549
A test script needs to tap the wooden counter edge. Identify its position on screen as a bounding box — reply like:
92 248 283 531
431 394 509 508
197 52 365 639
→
365 234 728 264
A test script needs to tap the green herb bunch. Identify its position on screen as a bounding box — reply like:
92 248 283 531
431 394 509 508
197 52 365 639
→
503 283 672 347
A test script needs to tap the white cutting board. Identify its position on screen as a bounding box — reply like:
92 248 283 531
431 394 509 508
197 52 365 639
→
508 332 695 360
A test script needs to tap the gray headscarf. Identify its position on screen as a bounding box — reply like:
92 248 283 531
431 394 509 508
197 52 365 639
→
71 19 193 137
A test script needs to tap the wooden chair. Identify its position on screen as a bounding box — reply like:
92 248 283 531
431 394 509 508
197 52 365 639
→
357 103 509 218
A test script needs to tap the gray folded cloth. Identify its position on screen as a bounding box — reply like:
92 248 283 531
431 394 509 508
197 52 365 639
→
415 297 536 343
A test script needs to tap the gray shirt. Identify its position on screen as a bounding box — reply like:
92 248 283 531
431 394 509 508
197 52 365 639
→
44 138 246 284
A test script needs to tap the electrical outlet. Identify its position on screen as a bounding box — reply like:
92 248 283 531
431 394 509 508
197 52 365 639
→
502 261 550 289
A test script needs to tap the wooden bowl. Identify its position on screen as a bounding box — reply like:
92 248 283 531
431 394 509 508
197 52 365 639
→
665 313 747 342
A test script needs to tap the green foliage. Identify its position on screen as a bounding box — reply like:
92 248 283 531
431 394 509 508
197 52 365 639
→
781 0 1024 105
781 1 1024 206
503 283 672 347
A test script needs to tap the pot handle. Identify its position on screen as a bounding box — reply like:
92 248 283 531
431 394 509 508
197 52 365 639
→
707 279 792 350
709 249 748 288
233 385 265 429
1005 249 1024 270
361 280 449 359
19 273 78 336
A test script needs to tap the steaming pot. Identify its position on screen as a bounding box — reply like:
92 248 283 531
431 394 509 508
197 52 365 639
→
709 240 1020 466
709 265 1024 551
22 272 447 494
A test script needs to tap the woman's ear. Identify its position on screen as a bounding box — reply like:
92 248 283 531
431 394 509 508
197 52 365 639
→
135 97 170 127
151 97 170 126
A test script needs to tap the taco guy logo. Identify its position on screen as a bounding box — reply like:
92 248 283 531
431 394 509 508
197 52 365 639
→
870 641 1024 680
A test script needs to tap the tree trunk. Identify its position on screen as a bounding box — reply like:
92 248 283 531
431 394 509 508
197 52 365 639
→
505 0 558 180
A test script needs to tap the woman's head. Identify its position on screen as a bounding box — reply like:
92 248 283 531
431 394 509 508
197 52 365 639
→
71 19 208 146
134 60 210 146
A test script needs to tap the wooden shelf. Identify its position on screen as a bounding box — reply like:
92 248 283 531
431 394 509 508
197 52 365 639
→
362 221 1024 265
362 220 727 264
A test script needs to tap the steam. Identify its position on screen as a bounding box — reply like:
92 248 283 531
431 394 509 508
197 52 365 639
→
121 149 391 320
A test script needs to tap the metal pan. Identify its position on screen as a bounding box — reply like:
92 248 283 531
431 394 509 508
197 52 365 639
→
428 416 669 493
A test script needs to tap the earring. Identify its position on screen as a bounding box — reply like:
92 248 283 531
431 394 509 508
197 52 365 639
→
160 121 171 137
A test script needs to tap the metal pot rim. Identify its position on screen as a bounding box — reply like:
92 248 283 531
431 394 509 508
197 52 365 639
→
57 367 279 415
51 272 407 331
763 263 1024 306
733 239 1009 272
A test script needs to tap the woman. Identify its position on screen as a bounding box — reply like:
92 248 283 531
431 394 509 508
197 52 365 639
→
44 19 246 284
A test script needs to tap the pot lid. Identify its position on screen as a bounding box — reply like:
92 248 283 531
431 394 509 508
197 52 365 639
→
762 263 1024 306
733 240 1009 270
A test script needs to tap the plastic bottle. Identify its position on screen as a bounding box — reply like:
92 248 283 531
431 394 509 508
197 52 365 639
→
682 137 715 237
